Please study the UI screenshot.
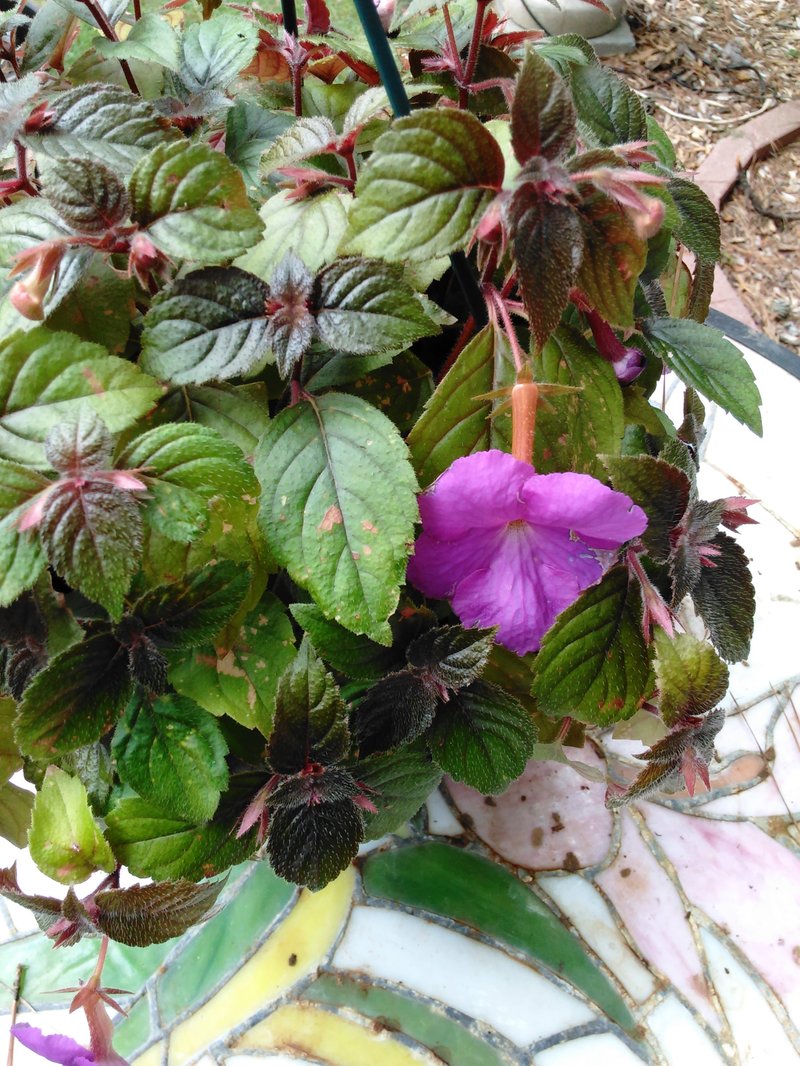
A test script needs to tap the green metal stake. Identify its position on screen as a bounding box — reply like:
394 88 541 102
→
281 0 298 37
350 0 487 325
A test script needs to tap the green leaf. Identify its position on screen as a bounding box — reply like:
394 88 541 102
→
0 74 41 152
130 141 263 263
29 766 115 884
51 0 127 32
602 455 691 561
353 672 438 754
329 351 433 432
105 797 255 880
178 10 257 93
39 479 143 620
0 198 74 267
226 102 294 193
59 742 113 815
577 195 646 327
131 562 249 651
94 878 224 947
427 680 536 794
16 629 132 758
21 83 182 175
570 62 647 146
45 256 135 354
314 257 438 354
0 327 162 469
157 383 269 458
267 638 349 774
356 746 443 839
508 185 583 351
290 602 398 681
42 157 130 234
653 630 729 726
113 692 229 823
644 318 762 435
0 780 33 847
260 115 337 178
237 190 352 279
266 767 363 891
344 108 504 261
407 324 514 487
692 531 755 663
532 565 651 726
256 393 418 644
533 327 625 477
117 423 258 542
140 267 270 386
0 461 49 605
94 13 181 72
667 177 720 262
21 1 73 73
170 591 297 735
511 46 575 163
0 697 21 780
406 624 495 690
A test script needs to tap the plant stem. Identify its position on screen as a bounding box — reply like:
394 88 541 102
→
292 62 303 116
459 0 488 108
442 3 464 80
488 286 526 374
80 0 140 95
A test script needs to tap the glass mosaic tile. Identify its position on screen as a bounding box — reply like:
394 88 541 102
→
2 339 799 1066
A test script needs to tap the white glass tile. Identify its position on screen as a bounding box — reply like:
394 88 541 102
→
535 1031 645 1065
333 905 597 1045
647 994 727 1065
424 789 464 836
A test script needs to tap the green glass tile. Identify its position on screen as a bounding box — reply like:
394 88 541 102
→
113 994 152 1058
306 974 514 1066
0 935 174 1011
155 858 295 1024
362 842 635 1032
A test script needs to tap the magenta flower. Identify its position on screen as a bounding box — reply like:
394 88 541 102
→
11 1025 95 1066
406 450 647 655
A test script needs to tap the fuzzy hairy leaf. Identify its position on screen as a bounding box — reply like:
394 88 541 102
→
179 10 257 94
508 186 583 350
533 327 625 478
130 141 263 263
344 109 504 261
45 255 135 354
44 410 112 475
140 267 270 385
0 461 49 605
602 455 691 561
353 672 438 755
29 766 115 884
0 328 161 470
511 46 575 163
577 195 646 327
267 768 363 891
428 680 537 794
113 692 229 823
692 532 755 663
94 12 181 71
265 252 315 379
0 75 41 152
157 383 269 458
237 190 351 279
105 797 255 881
21 83 181 174
653 630 729 726
407 324 515 488
170 591 297 735
260 115 336 178
406 625 495 691
256 393 418 644
16 629 131 758
42 158 130 235
117 424 258 542
94 878 224 947
645 318 762 435
570 62 647 146
356 746 443 839
268 639 349 774
39 479 143 620
290 602 400 681
314 257 438 355
667 177 720 263
532 566 651 726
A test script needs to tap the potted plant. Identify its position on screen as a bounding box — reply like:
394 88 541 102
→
0 0 761 1059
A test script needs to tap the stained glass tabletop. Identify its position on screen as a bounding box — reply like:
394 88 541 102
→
2 339 799 1066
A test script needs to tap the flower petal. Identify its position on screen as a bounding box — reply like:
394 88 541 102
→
407 526 501 600
11 1024 94 1066
521 472 647 549
418 450 531 540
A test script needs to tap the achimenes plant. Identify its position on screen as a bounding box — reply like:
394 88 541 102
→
0 0 760 971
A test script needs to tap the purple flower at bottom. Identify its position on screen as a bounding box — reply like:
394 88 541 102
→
11 1024 95 1066
407 450 648 655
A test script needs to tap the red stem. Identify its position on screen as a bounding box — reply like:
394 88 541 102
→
442 4 464 80
487 286 526 375
80 0 140 95
459 0 488 108
292 62 303 117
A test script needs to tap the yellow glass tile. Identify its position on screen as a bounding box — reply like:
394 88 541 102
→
132 1041 166 1066
236 1003 439 1065
167 867 355 1066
